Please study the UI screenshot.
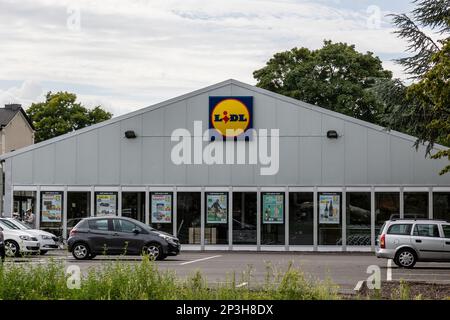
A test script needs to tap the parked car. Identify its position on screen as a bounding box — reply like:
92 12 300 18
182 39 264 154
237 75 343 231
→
0 221 40 257
376 219 450 268
67 216 180 260
0 226 5 261
0 218 60 255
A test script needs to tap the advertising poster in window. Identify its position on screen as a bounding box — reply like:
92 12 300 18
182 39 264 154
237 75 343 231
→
151 192 172 223
262 193 284 224
206 192 228 224
41 192 62 223
96 192 117 216
319 193 340 224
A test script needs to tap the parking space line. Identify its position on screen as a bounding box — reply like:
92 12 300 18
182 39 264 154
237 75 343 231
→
179 255 222 265
387 259 392 281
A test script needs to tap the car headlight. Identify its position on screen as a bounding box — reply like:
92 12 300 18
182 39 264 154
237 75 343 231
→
41 235 52 240
158 234 176 243
19 235 31 241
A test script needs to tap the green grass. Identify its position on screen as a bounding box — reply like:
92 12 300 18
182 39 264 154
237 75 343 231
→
0 258 340 300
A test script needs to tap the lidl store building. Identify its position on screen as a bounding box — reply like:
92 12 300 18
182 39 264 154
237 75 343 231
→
1 79 449 252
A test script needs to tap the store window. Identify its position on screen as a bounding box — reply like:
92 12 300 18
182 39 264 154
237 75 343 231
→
176 192 201 244
40 191 64 237
404 192 429 219
67 192 90 233
375 192 399 236
205 192 228 245
13 191 36 223
433 192 450 221
122 192 145 223
318 192 342 245
261 192 285 245
346 192 371 246
150 192 173 235
95 192 118 216
289 192 313 245
232 192 257 245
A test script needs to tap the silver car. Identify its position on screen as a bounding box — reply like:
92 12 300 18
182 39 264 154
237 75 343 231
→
376 219 450 268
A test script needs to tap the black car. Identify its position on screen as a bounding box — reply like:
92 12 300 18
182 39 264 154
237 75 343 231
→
67 216 180 260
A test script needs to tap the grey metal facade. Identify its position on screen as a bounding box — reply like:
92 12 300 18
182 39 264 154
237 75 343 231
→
1 79 449 247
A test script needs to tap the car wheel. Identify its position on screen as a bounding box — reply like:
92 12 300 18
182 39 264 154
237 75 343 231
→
40 250 48 255
4 240 20 257
72 243 90 260
395 249 417 268
144 243 163 260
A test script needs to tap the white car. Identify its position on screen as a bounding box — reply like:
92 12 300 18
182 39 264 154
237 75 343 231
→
0 218 60 254
0 220 40 257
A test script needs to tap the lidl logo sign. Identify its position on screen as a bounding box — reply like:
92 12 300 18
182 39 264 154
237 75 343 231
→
209 96 253 139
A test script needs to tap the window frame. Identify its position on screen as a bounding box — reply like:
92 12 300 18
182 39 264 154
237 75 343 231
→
441 224 450 239
88 219 111 231
412 223 441 238
113 218 141 234
387 223 413 236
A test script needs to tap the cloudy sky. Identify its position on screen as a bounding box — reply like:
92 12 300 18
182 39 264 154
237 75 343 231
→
0 0 415 116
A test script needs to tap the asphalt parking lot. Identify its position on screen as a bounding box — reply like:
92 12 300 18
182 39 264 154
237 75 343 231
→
4 250 450 292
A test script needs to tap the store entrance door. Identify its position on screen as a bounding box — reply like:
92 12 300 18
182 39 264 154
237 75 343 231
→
232 192 257 245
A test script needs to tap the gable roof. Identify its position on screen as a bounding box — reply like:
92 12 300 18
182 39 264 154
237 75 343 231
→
0 104 35 131
0 79 445 161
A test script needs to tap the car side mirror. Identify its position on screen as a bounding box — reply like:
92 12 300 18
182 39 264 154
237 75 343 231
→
132 228 140 234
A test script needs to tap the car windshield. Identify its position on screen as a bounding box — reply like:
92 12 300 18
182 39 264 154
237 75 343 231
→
132 219 155 232
10 219 31 230
0 220 20 230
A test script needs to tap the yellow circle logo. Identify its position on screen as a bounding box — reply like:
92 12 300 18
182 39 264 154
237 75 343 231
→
211 98 251 137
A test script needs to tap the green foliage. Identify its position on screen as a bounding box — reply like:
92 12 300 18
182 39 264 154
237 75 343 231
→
390 0 449 77
372 1 450 174
0 257 339 300
253 40 392 123
26 92 112 143
391 280 412 300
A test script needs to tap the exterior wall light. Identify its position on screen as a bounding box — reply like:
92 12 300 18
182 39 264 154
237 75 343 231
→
326 130 339 139
125 130 137 139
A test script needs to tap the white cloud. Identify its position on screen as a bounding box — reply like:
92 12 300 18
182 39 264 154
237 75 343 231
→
0 0 412 116
0 79 45 108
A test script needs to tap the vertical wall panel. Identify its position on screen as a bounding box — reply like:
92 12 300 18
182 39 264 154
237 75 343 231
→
12 152 33 184
76 130 98 185
120 116 143 185
299 137 322 185
163 100 187 185
185 92 209 185
55 137 76 184
276 138 299 185
367 130 390 184
98 123 121 185
390 136 413 185
344 122 368 184
321 115 345 185
33 144 55 184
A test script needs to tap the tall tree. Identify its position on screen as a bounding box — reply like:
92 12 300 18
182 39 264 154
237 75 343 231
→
253 40 392 124
27 92 112 143
391 0 449 77
408 39 450 174
374 0 449 173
